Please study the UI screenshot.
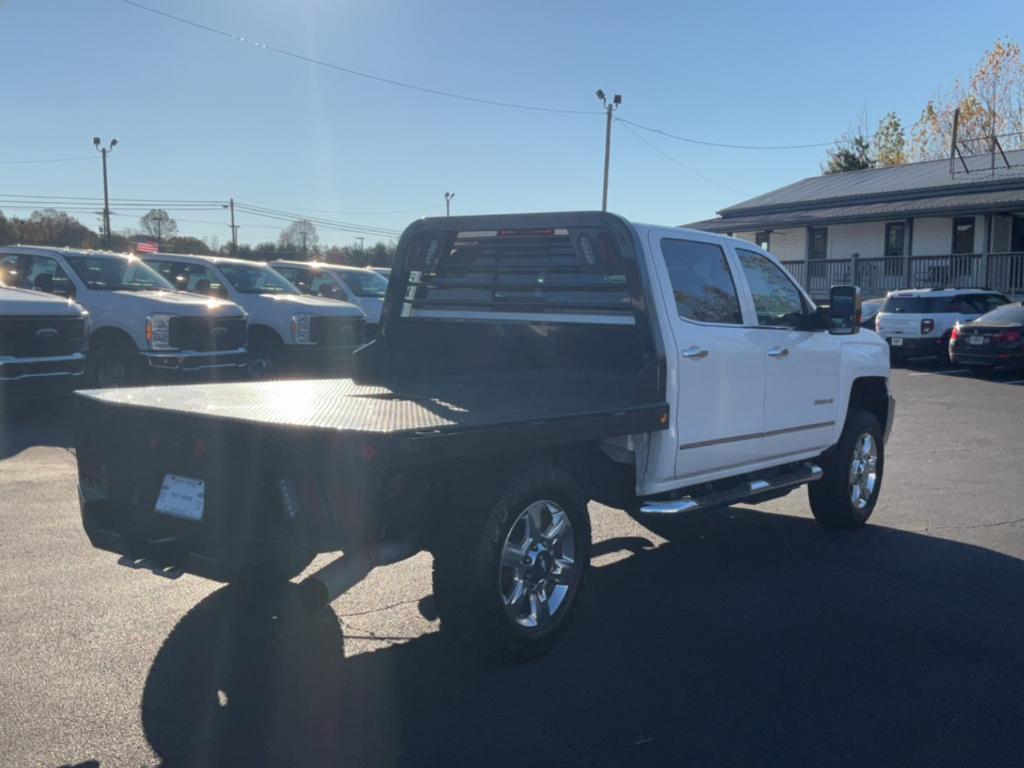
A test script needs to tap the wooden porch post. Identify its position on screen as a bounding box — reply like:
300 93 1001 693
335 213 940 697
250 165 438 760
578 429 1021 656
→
983 213 992 288
904 219 914 289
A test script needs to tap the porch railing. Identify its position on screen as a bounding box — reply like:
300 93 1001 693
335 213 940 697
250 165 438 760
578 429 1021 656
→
780 253 1024 298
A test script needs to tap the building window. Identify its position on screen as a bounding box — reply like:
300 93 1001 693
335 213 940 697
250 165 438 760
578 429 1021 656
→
808 227 827 260
952 217 976 254
884 221 906 276
754 230 771 250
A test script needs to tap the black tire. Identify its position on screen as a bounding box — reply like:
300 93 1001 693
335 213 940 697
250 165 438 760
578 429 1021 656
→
89 342 140 388
432 465 591 660
247 331 284 380
809 409 884 529
937 333 953 365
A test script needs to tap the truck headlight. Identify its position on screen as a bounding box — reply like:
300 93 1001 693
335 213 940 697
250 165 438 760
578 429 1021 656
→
291 313 314 344
146 314 175 350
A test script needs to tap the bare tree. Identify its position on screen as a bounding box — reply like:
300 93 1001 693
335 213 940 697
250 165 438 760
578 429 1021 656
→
139 209 178 246
278 219 319 259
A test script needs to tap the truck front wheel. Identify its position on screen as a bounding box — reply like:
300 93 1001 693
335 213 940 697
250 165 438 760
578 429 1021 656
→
432 465 591 660
808 409 884 529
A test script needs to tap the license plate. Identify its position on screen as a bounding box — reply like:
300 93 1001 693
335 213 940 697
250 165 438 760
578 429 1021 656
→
969 335 985 346
890 337 903 347
155 474 205 521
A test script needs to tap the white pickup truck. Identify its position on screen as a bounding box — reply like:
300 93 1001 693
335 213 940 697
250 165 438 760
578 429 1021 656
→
0 279 89 399
0 247 248 387
143 254 366 378
269 260 388 325
76 212 894 659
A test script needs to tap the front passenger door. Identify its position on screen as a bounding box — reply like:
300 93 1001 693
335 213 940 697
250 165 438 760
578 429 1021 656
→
734 248 840 460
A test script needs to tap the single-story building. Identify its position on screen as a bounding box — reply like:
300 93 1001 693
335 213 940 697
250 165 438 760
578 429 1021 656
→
687 149 1024 299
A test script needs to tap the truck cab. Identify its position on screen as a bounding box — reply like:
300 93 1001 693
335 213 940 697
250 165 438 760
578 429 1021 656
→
143 254 366 379
0 274 89 399
270 260 388 326
0 247 248 387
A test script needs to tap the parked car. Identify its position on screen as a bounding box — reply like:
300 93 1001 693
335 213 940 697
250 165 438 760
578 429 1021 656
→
0 276 89 400
860 298 884 330
270 260 388 325
77 212 893 660
874 288 1010 363
950 302 1024 375
143 254 366 379
0 247 248 387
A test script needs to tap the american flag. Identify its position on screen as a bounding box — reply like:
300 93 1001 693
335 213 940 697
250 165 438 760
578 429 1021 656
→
135 241 159 254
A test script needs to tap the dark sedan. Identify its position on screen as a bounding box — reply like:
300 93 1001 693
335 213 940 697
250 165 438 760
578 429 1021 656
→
950 302 1024 375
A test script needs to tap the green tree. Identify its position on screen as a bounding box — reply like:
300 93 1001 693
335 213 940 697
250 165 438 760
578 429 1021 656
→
823 133 873 174
21 209 98 248
139 209 178 245
166 236 211 255
874 112 908 166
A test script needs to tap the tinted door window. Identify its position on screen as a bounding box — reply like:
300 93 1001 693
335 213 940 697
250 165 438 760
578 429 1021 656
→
659 239 742 325
25 255 74 297
0 254 24 287
148 260 225 296
737 248 807 329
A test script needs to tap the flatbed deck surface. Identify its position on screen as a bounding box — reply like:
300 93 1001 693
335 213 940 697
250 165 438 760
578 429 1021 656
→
77 375 663 436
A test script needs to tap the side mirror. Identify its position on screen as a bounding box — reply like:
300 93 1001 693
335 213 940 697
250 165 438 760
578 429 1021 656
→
829 285 861 335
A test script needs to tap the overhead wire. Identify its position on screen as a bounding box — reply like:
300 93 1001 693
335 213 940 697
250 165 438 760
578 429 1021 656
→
618 121 748 195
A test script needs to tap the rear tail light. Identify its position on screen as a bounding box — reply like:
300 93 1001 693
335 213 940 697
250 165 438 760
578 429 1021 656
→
950 325 960 343
994 329 1021 344
921 318 935 335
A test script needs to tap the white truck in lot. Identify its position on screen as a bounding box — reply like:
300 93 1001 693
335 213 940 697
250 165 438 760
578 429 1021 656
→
0 278 89 399
143 254 367 378
270 260 388 326
77 213 894 659
0 247 248 387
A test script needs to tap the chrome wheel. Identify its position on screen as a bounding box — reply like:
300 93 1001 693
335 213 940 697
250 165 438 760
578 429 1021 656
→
247 350 274 380
848 433 878 510
499 500 578 630
96 356 128 388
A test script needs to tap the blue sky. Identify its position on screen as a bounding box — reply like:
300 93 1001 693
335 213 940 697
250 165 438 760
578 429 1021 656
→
1 0 1020 247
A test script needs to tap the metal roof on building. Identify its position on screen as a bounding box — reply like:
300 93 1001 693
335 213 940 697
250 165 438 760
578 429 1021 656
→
687 187 1024 233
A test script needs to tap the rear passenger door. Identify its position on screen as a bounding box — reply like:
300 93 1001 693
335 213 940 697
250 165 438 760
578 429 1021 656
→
651 234 767 481
733 247 840 460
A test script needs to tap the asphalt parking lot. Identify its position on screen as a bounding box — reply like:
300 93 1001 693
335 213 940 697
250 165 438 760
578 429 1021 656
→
2 364 1024 768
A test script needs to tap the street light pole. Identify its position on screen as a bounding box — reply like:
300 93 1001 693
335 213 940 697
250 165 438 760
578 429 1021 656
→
93 137 118 247
595 91 621 212
444 192 455 217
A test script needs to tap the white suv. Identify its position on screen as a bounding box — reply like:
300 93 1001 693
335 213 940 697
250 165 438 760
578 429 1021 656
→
875 288 1010 363
143 254 366 378
0 247 248 387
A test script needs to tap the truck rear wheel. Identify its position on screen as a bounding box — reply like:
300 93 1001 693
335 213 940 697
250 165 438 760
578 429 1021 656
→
808 409 884 529
432 465 591 660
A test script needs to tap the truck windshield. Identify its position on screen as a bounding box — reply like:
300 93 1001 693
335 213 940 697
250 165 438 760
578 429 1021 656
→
219 264 299 295
338 270 388 298
63 255 175 292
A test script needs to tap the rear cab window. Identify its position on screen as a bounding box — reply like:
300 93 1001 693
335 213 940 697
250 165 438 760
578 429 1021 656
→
881 293 1010 314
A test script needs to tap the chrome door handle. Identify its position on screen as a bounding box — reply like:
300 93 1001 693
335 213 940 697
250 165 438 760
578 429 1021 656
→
767 346 789 359
681 346 708 360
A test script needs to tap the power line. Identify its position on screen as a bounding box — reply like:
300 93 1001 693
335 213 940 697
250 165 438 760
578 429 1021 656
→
616 117 837 150
233 203 402 237
0 156 97 165
121 0 600 116
619 121 747 195
240 198 433 217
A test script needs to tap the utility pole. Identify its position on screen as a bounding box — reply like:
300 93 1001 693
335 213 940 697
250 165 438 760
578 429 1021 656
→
92 137 118 246
595 91 621 212
444 191 455 217
355 237 365 251
228 198 238 254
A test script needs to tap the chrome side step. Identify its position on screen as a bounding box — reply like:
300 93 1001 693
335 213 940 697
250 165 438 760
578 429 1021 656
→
640 462 823 516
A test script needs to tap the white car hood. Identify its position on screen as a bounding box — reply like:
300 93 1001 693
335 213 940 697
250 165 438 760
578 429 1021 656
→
93 290 245 317
0 285 87 316
245 292 364 317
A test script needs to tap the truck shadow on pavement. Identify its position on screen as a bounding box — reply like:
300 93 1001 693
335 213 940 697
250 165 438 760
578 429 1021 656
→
0 396 76 460
140 507 1024 768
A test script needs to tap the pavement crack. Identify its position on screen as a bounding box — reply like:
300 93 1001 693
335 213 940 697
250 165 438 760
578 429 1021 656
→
924 517 1024 533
